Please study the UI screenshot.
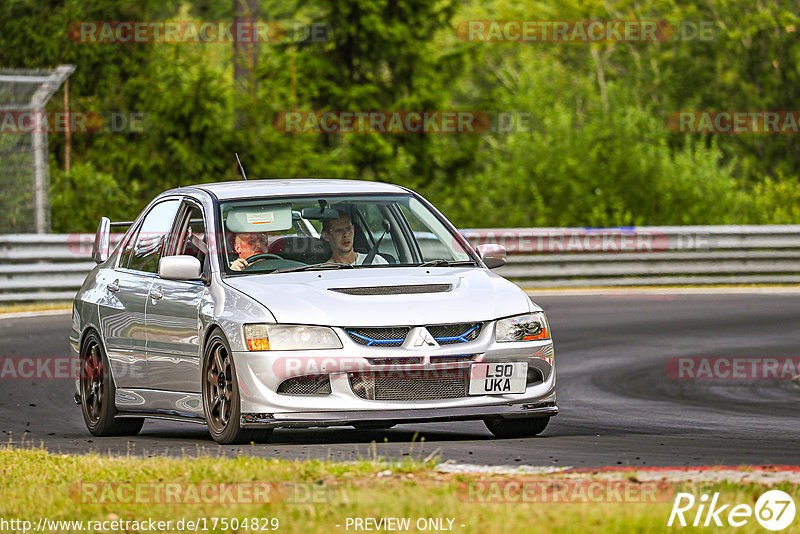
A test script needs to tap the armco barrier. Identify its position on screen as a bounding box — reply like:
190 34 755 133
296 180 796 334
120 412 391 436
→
462 226 800 287
1 226 800 302
0 233 120 302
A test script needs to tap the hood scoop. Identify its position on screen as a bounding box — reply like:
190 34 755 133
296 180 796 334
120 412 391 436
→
329 284 453 296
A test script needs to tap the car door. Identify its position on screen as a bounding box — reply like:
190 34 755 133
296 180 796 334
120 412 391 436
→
144 200 209 393
99 198 181 389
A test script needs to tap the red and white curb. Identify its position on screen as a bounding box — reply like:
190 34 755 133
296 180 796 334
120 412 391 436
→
437 463 800 484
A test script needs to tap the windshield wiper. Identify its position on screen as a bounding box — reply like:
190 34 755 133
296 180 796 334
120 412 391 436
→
417 260 476 267
273 262 355 274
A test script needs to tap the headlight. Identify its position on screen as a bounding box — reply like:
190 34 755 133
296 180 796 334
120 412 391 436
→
243 324 342 351
495 312 550 342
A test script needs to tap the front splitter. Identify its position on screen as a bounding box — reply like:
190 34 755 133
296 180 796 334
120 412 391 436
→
241 397 557 428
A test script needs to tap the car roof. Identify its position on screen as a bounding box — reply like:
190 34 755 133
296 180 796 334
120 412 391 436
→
171 179 409 201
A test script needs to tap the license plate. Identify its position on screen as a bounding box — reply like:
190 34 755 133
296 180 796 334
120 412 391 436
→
468 362 528 395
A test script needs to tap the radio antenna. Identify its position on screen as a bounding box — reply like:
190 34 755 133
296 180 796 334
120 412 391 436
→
235 152 248 180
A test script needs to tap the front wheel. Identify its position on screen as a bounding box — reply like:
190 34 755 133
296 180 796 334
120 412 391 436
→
80 331 143 436
202 331 272 444
484 416 549 438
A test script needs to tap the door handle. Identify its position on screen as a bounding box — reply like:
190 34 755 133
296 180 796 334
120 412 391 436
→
107 280 120 293
149 286 164 300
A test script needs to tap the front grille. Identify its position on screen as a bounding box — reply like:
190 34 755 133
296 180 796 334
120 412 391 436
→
346 327 409 347
428 323 482 345
276 375 331 395
331 284 452 296
367 357 423 365
430 354 476 364
349 369 469 400
345 323 482 348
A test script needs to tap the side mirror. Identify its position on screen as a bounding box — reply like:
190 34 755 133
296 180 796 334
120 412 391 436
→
476 244 507 269
91 217 111 264
159 255 203 281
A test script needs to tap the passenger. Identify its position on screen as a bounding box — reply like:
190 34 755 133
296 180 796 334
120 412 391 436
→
321 212 388 265
229 232 268 271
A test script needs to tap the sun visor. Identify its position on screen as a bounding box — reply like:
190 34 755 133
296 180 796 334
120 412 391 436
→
225 204 293 233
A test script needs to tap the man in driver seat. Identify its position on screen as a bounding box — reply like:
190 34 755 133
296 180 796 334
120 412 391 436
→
321 211 388 265
229 232 268 271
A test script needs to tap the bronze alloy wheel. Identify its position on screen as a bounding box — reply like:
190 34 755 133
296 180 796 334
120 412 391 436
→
202 330 272 444
204 337 234 433
81 341 104 426
79 331 143 437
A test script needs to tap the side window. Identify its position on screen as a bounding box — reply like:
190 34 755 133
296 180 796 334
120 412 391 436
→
173 204 207 264
359 204 399 261
128 199 181 273
118 224 141 269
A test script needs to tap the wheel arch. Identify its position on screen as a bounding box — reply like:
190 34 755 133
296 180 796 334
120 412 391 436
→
202 323 228 351
79 324 101 349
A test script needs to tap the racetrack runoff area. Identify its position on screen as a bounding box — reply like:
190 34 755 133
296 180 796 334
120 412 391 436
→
1 447 798 533
1 290 798 532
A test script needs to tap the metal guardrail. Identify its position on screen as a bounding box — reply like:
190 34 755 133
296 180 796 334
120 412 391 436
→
462 226 800 287
0 234 119 302
1 226 800 302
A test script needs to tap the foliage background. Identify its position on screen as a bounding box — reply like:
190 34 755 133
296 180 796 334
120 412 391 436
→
2 0 800 231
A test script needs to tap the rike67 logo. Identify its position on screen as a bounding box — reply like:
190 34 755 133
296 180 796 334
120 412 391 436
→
668 490 796 531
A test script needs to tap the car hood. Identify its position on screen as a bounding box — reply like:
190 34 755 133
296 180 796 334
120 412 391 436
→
222 267 535 326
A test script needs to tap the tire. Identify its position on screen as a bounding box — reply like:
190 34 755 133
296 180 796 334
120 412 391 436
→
202 330 273 445
80 331 144 437
484 416 550 438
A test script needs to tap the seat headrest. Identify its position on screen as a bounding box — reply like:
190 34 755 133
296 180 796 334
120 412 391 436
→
268 236 331 264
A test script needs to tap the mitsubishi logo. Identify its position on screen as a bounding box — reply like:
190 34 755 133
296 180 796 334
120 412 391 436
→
403 327 440 350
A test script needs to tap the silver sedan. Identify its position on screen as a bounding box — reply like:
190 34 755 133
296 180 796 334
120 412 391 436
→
72 179 556 443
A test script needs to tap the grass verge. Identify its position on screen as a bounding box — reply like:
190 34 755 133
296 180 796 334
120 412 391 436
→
0 302 72 314
0 447 797 533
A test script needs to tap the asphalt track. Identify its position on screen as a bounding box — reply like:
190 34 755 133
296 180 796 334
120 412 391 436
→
1 292 798 468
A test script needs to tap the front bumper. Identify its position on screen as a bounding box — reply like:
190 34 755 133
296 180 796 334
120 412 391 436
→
240 393 557 428
233 325 557 428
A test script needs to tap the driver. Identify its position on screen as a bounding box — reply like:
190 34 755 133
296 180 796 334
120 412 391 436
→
321 211 388 265
229 232 268 271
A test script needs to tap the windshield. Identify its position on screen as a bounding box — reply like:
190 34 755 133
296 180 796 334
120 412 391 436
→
218 194 474 274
